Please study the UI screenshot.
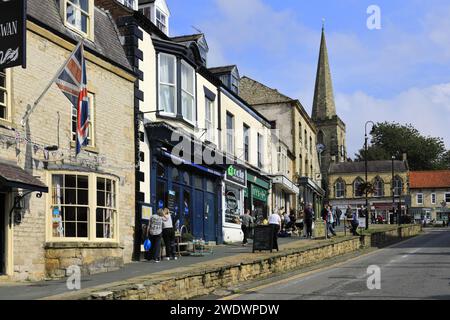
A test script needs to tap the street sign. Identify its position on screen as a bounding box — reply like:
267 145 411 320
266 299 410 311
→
0 0 27 69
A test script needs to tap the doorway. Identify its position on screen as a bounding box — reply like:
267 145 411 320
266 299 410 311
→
0 193 5 275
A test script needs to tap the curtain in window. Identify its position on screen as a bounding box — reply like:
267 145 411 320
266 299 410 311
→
159 55 175 114
181 63 194 122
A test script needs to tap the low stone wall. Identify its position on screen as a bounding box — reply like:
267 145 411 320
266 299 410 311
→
361 224 422 249
82 237 361 300
45 243 124 279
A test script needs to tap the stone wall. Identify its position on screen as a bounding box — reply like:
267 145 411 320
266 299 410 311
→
83 237 361 300
1 26 135 281
361 225 422 248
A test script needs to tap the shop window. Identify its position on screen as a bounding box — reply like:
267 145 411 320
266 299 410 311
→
183 190 191 232
172 168 180 183
50 173 117 240
96 178 116 239
183 172 191 186
156 180 166 209
194 176 203 190
206 180 215 193
157 162 166 178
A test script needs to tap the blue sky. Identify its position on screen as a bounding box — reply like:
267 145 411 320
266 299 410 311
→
168 0 450 158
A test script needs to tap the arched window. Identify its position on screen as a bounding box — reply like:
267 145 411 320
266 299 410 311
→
373 177 385 197
354 178 364 198
393 176 403 196
317 131 324 146
335 179 346 198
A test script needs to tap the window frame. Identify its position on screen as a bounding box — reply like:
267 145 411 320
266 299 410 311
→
0 69 11 123
205 97 215 143
446 193 450 204
47 171 119 243
158 53 177 117
417 193 424 206
257 133 264 169
243 124 250 162
180 60 196 125
63 0 94 39
226 112 235 155
373 177 385 197
354 178 364 198
335 180 345 199
155 7 168 34
431 193 436 205
393 176 403 197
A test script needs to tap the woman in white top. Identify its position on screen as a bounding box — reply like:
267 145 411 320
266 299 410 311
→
268 212 281 251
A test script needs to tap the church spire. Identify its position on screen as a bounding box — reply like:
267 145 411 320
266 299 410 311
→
312 24 337 121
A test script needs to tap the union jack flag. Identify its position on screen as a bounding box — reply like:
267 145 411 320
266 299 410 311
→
55 42 89 155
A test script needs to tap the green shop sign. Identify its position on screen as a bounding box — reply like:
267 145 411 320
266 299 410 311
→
226 164 247 187
245 185 268 202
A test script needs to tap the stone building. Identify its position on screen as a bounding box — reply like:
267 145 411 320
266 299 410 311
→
0 0 135 280
409 171 450 223
239 76 324 217
328 161 409 223
100 0 273 245
312 26 347 190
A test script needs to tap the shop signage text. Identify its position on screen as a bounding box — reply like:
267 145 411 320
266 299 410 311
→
226 165 247 187
0 0 26 69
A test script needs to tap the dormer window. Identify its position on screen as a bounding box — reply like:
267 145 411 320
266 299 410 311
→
62 0 94 39
156 8 168 34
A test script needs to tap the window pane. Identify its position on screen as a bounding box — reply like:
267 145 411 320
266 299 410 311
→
97 190 105 207
78 175 88 189
172 168 180 182
181 63 194 94
160 55 175 84
78 189 89 205
65 222 76 237
182 92 194 121
77 223 88 238
160 84 175 114
64 207 76 222
77 207 88 222
65 188 77 205
66 175 77 188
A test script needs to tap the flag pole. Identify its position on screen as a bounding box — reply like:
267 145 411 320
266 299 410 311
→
21 41 84 127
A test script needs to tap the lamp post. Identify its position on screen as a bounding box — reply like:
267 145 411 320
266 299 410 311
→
392 155 397 225
365 121 375 230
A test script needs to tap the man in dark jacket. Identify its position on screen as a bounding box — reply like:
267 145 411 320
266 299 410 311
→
304 203 314 239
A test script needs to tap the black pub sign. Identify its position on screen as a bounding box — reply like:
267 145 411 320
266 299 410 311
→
0 0 27 69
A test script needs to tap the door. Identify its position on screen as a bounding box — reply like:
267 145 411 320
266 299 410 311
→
193 190 204 240
0 194 5 275
204 193 216 243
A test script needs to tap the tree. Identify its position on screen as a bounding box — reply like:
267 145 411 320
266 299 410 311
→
355 122 448 171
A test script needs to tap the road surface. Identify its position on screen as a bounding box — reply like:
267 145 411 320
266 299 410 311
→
228 228 450 300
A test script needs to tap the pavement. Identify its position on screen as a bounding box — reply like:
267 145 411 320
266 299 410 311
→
218 228 450 300
0 236 318 300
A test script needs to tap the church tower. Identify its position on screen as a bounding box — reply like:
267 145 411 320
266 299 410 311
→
312 25 347 190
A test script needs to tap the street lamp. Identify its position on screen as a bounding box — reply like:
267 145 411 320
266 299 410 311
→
392 155 397 225
365 121 375 230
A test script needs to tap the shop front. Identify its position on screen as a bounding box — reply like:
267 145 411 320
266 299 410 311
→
245 171 271 225
223 164 247 243
298 177 325 219
272 175 299 215
146 124 225 244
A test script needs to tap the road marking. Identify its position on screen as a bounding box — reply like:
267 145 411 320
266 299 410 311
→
220 234 424 300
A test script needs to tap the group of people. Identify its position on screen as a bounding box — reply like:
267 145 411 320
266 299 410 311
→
145 208 178 263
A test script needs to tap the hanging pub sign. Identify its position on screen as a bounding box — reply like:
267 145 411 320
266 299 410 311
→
0 0 27 69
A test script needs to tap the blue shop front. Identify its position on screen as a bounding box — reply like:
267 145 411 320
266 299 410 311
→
146 123 226 244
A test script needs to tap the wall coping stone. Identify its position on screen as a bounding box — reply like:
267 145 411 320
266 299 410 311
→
45 242 124 249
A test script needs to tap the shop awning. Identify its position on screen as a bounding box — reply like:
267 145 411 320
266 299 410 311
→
0 162 48 193
272 175 299 195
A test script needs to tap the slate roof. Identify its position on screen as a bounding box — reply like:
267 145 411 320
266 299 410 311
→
410 171 450 189
27 0 133 73
208 65 237 75
171 34 204 43
239 76 293 105
0 162 48 192
329 161 408 174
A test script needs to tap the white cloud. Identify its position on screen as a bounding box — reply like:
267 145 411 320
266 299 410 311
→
336 84 450 158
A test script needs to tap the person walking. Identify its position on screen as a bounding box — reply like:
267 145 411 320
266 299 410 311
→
240 209 254 246
335 207 342 227
268 211 281 251
147 209 164 263
351 210 360 236
304 203 314 239
162 208 177 261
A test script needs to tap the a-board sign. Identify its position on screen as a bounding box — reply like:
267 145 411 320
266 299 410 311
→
252 225 274 253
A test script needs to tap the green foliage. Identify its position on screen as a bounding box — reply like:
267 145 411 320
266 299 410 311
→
356 122 449 170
